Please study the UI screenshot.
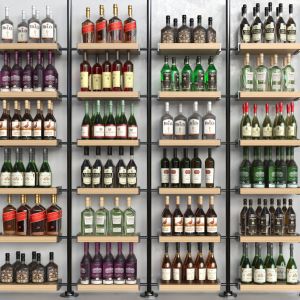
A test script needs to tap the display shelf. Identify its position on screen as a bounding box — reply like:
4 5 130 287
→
239 282 300 292
0 139 60 147
239 235 300 243
159 139 221 147
159 282 220 292
0 187 60 195
0 91 61 100
239 187 300 195
237 91 300 101
157 43 222 55
77 91 140 101
159 234 221 243
77 283 139 293
239 139 300 147
77 139 140 147
159 187 221 195
0 282 60 292
0 43 61 55
0 235 59 243
77 234 140 243
77 187 140 195
77 43 140 55
158 91 221 101
237 43 300 55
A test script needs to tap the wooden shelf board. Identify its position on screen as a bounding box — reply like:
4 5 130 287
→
158 91 221 100
77 283 139 293
158 43 222 55
77 234 140 243
77 139 139 147
237 43 300 55
0 282 59 292
159 187 221 195
238 91 300 101
0 235 59 243
240 139 300 147
159 139 221 147
0 43 61 55
239 188 300 195
239 235 300 243
0 187 59 195
77 43 140 55
239 283 300 292
0 139 60 147
159 234 221 243
77 187 140 195
77 91 140 100
0 91 61 100
159 282 220 292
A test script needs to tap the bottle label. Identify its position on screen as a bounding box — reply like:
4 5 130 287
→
162 119 173 136
47 211 61 222
206 217 217 233
44 73 56 90
171 72 180 91
173 268 180 281
162 72 171 90
96 215 106 226
39 172 52 186
30 211 46 223
245 71 254 90
170 168 179 184
204 119 216 135
84 215 93 226
44 120 56 138
162 217 171 233
207 268 217 281
251 24 262 42
186 268 195 281
112 71 121 88
0 120 8 137
191 168 201 184
286 72 295 90
241 267 252 283
33 120 42 137
271 71 282 91
181 168 191 184
1 24 13 40
174 216 183 233
96 20 106 32
194 71 204 90
21 120 32 137
11 120 21 137
240 167 251 187
105 124 116 138
82 23 94 34
29 22 40 39
195 216 205 233
92 74 102 91
161 168 169 184
275 123 285 137
266 268 277 283
128 125 138 138
127 167 137 185
182 72 191 90
80 71 89 89
118 167 127 186
287 24 296 42
25 172 36 187
124 21 136 32
92 167 101 185
188 118 200 135
277 265 286 280
287 166 298 187
81 125 90 139
279 23 287 42
174 120 186 136
103 262 113 283
208 72 217 91
3 210 16 222
242 24 251 42
242 123 251 137
267 166 276 187
1 71 10 90
93 124 105 138
254 269 266 283
0 172 11 186
253 166 264 187
108 21 123 32
126 215 135 226
112 215 122 225
11 71 22 89
198 268 206 281
16 211 27 222
124 72 134 89
104 167 113 185
256 70 267 90
184 217 195 233
287 124 296 137
162 268 171 281
117 124 127 138
42 22 54 39
102 72 112 89
265 23 275 42
82 167 92 185
251 124 260 137
11 172 24 187
205 168 214 184
287 269 298 283
262 124 272 137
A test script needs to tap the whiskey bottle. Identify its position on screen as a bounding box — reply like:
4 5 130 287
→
46 252 58 282
178 15 191 43
240 148 251 188
124 197 136 235
81 197 94 235
108 4 123 43
0 148 12 187
253 244 265 284
206 17 216 43
104 147 114 188
125 243 137 284
161 102 173 139
251 104 261 139
259 199 270 235
251 4 262 43
0 52 11 91
80 243 91 284
173 196 183 236
255 54 268 92
206 196 218 235
205 148 215 188
191 149 202 188
30 195 46 235
246 199 257 235
12 251 21 280
123 52 134 92
16 195 30 236
124 5 137 43
183 243 195 283
286 101 297 139
1 7 13 43
161 243 171 283
181 56 192 91
206 243 217 283
286 199 296 235
80 52 91 92
264 2 275 43
173 17 178 41
276 3 286 43
240 53 254 91
276 243 286 281
15 253 29 284
241 243 252 283
0 100 9 140
95 5 107 43
251 147 265 188
286 4 296 43
240 5 251 43
112 51 122 91
32 253 45 283
174 103 187 140
287 147 298 187
11 148 25 187
184 196 195 235
180 149 191 187
162 196 172 236
188 101 201 139
193 15 206 44
44 100 56 139
127 147 137 188
161 16 175 43
114 242 126 284
202 101 216 139
287 244 298 284
25 148 38 187
195 243 206 282
110 197 123 235
33 51 44 91
28 251 37 281
116 147 127 188
2 195 16 235
172 243 182 283
82 7 95 43
189 18 194 42
269 55 282 92
47 195 62 236
0 253 13 283
192 56 204 91
269 198 276 235
240 199 248 235
274 199 284 236
170 57 180 91
171 149 180 187
39 148 52 187
28 6 40 43
161 149 170 187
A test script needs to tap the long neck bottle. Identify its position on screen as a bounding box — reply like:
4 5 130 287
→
0 148 12 187
254 244 265 284
95 5 107 43
114 243 125 284
125 243 137 284
103 242 114 284
161 196 172 236
82 7 95 43
251 104 261 139
108 4 123 43
240 5 251 43
183 242 195 283
241 243 252 283
240 102 251 139
11 148 25 187
172 243 182 283
33 50 44 91
80 243 91 284
39 148 52 187
30 195 46 236
161 243 171 283
46 194 62 236
286 4 296 43
25 148 38 187
0 100 10 140
276 243 286 281
287 244 298 284
105 101 116 139
161 102 173 139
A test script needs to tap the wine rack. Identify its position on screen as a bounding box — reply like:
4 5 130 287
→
77 42 140 55
239 235 300 243
77 187 140 195
0 282 60 292
239 139 300 147
238 283 300 293
0 140 60 147
159 282 220 293
0 187 60 195
239 187 300 195
159 187 221 195
0 236 59 243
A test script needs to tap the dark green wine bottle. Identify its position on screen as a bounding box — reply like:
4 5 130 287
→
105 101 116 139
25 148 38 187
0 148 12 187
128 103 138 140
253 244 266 284
275 147 287 188
266 243 277 283
287 244 298 284
265 147 275 188
11 148 25 187
241 243 252 283
39 148 52 187
276 243 286 281
240 147 251 188
251 147 265 188
287 147 298 187
81 101 91 139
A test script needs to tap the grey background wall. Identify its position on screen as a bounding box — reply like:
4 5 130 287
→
0 0 300 299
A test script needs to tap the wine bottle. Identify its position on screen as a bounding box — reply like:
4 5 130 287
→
240 5 251 42
184 196 195 236
81 147 92 188
90 243 103 285
274 199 284 236
246 199 257 235
44 100 56 139
205 148 215 188
33 51 44 91
251 104 261 139
125 243 137 284
11 148 25 187
0 148 12 187
195 243 206 283
112 51 122 91
240 102 252 139
161 196 172 236
241 243 252 283
191 148 201 188
80 243 91 284
161 149 170 188
180 148 191 188
11 100 21 139
172 243 183 283
104 147 114 188
276 243 286 281
114 242 125 284
173 196 183 236
253 244 266 284
195 196 205 236
127 147 137 188
206 243 217 283
33 100 44 140
102 51 112 91
251 147 265 188
39 148 52 187
240 147 251 188
21 100 33 139
127 103 138 139
161 243 171 283
105 101 116 139
287 244 298 284
259 199 270 235
206 196 218 235
25 148 38 187
240 199 248 235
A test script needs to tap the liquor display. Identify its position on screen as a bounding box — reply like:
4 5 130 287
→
161 195 218 236
239 3 296 43
161 242 217 284
81 196 136 236
80 242 137 285
161 56 217 91
160 148 215 188
161 15 216 43
81 101 137 140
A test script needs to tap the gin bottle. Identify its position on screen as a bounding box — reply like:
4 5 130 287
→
188 101 201 139
255 53 268 92
170 57 180 91
1 7 13 43
124 197 136 235
17 10 28 43
205 57 217 91
181 56 192 91
269 55 282 91
28 6 41 43
240 53 254 91
81 197 95 235
41 5 55 43
282 54 295 91
192 56 205 91
95 197 108 235
110 197 123 235
174 103 187 140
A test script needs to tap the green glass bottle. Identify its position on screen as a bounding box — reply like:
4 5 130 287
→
264 243 271 267
287 244 298 284
251 104 261 139
39 148 52 187
25 148 38 187
240 243 246 269
253 244 266 284
93 100 105 139
128 103 138 140
266 243 277 283
170 57 180 91
240 102 252 139
240 147 251 188
124 196 136 235
241 243 252 283
161 56 171 91
269 54 282 91
117 100 128 139
192 56 204 91
251 243 259 272
265 147 275 188
105 101 116 139
204 56 217 91
274 102 285 139
110 197 123 235
0 148 12 187
283 53 295 92
251 147 265 188
115 102 120 125
181 56 193 91
11 148 25 187
286 102 297 139
90 103 96 138
81 196 95 235
95 197 109 236
240 53 254 91
275 147 287 188
81 101 91 139
262 104 272 139
103 103 108 125
276 243 286 281
287 147 298 187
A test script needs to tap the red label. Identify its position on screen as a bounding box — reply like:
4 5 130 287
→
124 21 136 32
47 211 61 222
96 21 107 32
30 211 46 223
16 211 27 222
3 211 16 222
108 21 123 32
82 23 95 34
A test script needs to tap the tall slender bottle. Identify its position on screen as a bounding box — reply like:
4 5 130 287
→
0 148 12 187
108 4 123 42
95 5 107 43
82 7 95 43
240 5 251 42
114 243 125 284
287 244 298 284
125 243 137 284
39 148 52 187
173 196 183 236
195 243 206 283
1 7 14 43
183 243 195 283
286 4 296 43
206 196 218 235
161 243 171 283
81 197 95 235
161 196 172 236
195 196 205 236
95 197 108 236
241 243 252 283
206 243 217 283
184 196 195 236
80 243 91 284
277 243 286 281
21 100 33 139
172 243 183 283
25 148 38 187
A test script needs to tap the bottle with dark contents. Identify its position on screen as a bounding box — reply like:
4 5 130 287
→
95 5 107 43
206 17 216 43
189 18 194 42
125 243 137 284
274 199 284 236
46 252 58 282
31 253 45 283
12 251 21 280
30 194 46 236
10 50 23 92
116 147 127 188
82 7 95 43
15 253 29 284
28 251 37 282
173 18 178 42
276 3 286 43
0 253 13 283
251 4 262 43
178 15 191 43
0 52 11 91
240 4 251 43
206 196 218 235
2 195 16 235
47 194 62 236
16 195 30 236
80 242 91 284
161 196 172 236
108 4 123 43
127 147 137 188
264 2 275 43
112 51 122 91
205 148 215 187
286 4 296 43
173 196 183 236
124 5 137 43
81 147 92 187
44 51 57 92
114 242 126 284
92 147 102 188
161 15 174 43
240 199 248 235
104 147 114 188
91 243 102 284
193 15 206 43
103 242 114 284
161 243 171 283
246 199 257 235
286 199 296 235
33 51 44 92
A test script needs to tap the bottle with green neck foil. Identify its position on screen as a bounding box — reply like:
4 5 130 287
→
266 243 277 283
254 244 266 284
240 147 251 188
241 243 252 283
287 244 298 284
276 243 286 281
287 147 298 188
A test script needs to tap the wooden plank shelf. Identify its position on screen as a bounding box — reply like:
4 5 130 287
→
159 234 221 243
0 235 59 243
0 139 60 147
239 139 300 147
158 43 222 55
239 283 300 292
159 139 221 147
0 187 59 195
237 43 300 55
158 91 221 101
239 235 300 243
238 91 300 101
77 139 139 147
239 187 300 195
0 43 61 55
77 283 139 293
159 187 221 195
77 91 140 101
77 187 140 195
0 282 60 292
159 282 220 293
77 43 140 55
0 91 61 100
77 234 140 243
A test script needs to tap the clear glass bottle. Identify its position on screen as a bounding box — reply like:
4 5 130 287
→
124 197 136 235
81 197 95 235
41 5 55 43
240 53 254 91
283 54 295 92
17 10 28 43
28 5 40 43
1 7 13 43
110 197 123 235
188 101 201 139
269 55 282 91
254 53 268 91
95 197 108 235
202 101 216 139
161 102 173 139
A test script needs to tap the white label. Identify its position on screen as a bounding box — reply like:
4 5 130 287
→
254 269 266 283
44 120 56 137
126 215 135 226
161 168 169 184
42 22 54 39
242 123 252 137
81 125 89 138
206 217 217 233
263 125 272 137
39 172 52 186
242 24 251 42
174 216 183 233
252 124 260 137
29 22 40 39
18 26 28 42
128 125 138 138
245 71 254 89
170 168 179 184
287 268 298 283
11 172 24 187
96 215 105 225
117 124 127 138
277 266 286 280
118 167 127 185
162 217 171 233
0 120 7 137
93 124 105 138
104 168 113 185
241 267 252 283
82 168 91 185
0 172 11 186
21 120 32 137
11 120 21 137
127 167 137 185
173 268 180 281
1 24 13 40
207 268 217 281
287 24 296 42
105 125 116 138
252 24 261 42
191 168 201 184
205 168 214 184
162 268 171 281
287 125 296 137
188 119 200 135
162 119 173 136
112 215 122 225
174 120 186 136
186 268 195 281
181 168 191 184
84 215 93 225
198 268 206 281
25 172 35 187
266 268 277 283
195 216 205 233
275 124 285 137
204 119 216 135
184 217 195 233
265 23 275 41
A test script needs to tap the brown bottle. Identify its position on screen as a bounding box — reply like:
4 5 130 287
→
172 242 183 283
82 7 95 43
183 196 195 235
95 5 107 43
286 199 296 235
161 243 171 283
2 195 16 235
195 243 206 283
206 196 218 236
0 100 11 140
44 100 56 139
30 195 46 236
183 242 195 283
161 196 172 236
173 196 183 236
195 196 206 236
206 243 217 283
16 195 30 236
46 195 62 236
205 148 215 188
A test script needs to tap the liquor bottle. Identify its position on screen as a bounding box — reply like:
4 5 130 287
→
30 195 46 235
171 243 182 283
46 194 62 236
91 148 102 188
12 251 21 280
181 56 192 91
0 52 11 91
191 149 201 188
116 147 127 188
206 196 218 235
11 148 25 187
184 196 195 236
82 7 95 43
282 54 295 92
240 243 252 283
240 5 251 43
80 52 91 92
95 197 109 235
81 148 92 188
276 243 286 281
206 243 217 283
23 52 33 91
182 243 195 283
206 17 216 43
251 147 265 188
15 253 29 284
112 51 122 91
173 17 178 41
17 10 28 43
39 148 52 187
123 52 134 91
161 16 175 43
287 102 297 139
90 243 103 284
124 197 136 235
188 102 201 139
240 199 248 235
0 148 12 187
192 56 204 91
246 199 257 235
25 148 38 187
105 101 116 139
2 195 16 235
81 197 95 235
41 6 55 43
240 53 254 91
240 148 251 188
174 103 187 140
251 4 262 43
286 4 296 43
162 196 172 236
114 243 125 284
95 5 107 43
0 100 10 140
274 199 284 236
286 199 296 235
127 147 137 188
262 104 272 139
170 57 180 91
264 2 275 43
11 51 23 92
276 3 286 43
33 51 44 91
202 101 216 139
255 53 268 91
31 253 45 283
28 6 40 43
177 15 191 43
46 252 58 282
1 7 13 43
0 253 13 283
287 148 298 187
265 147 275 188
269 55 282 92
81 102 91 139
21 100 33 139
125 243 137 284
251 104 261 139
124 5 136 43
253 244 265 284
161 56 171 91
194 243 205 283
205 148 215 188
193 15 206 43
161 102 173 139
108 4 123 43
173 196 183 236
205 57 217 91
80 243 91 284
287 244 298 284
180 149 191 187
265 243 277 283
110 197 123 235
44 99 56 138
269 198 276 235
28 251 37 282
275 147 287 188
44 51 58 91
189 18 194 42
161 243 171 283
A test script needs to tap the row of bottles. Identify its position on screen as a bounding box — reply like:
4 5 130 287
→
1 6 57 43
161 195 217 236
240 146 298 188
81 101 137 140
2 194 61 236
161 148 215 188
240 102 297 140
0 51 58 92
1 148 52 188
240 198 296 236
161 15 216 43
81 196 135 236
161 56 217 92
240 3 296 43
161 243 217 284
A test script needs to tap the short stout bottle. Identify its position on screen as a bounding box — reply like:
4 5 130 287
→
161 243 171 283
173 196 183 236
206 243 217 283
32 253 45 283
15 253 29 284
44 100 56 139
46 252 58 282
0 253 13 283
2 195 16 235
162 196 172 236
195 196 205 235
180 148 191 188
104 147 114 188
241 243 252 283
39 148 52 187
161 149 170 187
206 196 218 235
116 147 127 188
161 16 175 43
195 243 206 283
16 195 30 236
46 195 62 236
124 5 137 43
82 7 95 43
191 148 202 188
172 243 183 283
161 102 173 139
183 243 195 283
184 196 195 236
30 195 46 235
95 5 107 43
205 148 215 188
127 147 137 188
